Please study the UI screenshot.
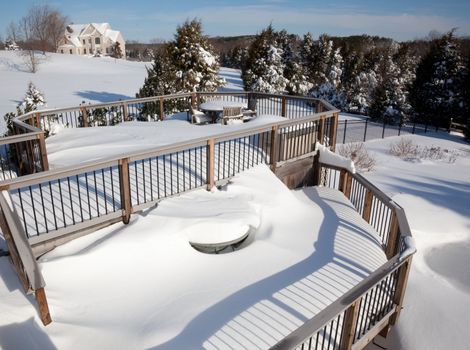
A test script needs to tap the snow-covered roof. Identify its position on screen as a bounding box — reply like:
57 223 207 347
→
104 29 120 42
63 23 122 48
91 23 110 35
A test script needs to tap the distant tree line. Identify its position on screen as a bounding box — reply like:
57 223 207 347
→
5 4 67 53
237 26 470 131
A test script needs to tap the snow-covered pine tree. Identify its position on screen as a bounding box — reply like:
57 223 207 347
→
242 25 288 93
369 44 416 124
136 52 176 119
167 19 224 93
300 33 333 88
3 82 46 135
410 31 465 127
310 47 346 109
463 57 470 140
285 60 312 95
112 42 123 59
19 82 46 114
346 48 381 114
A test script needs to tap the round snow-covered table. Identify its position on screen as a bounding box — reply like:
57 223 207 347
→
188 224 251 253
199 100 247 113
199 100 248 124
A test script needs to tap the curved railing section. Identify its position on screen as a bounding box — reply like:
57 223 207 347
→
270 163 416 350
1 92 335 179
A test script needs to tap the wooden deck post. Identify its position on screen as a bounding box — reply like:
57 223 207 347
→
281 96 287 117
340 299 361 349
207 138 215 190
339 169 348 194
37 133 49 171
318 115 326 145
122 102 129 122
312 154 321 186
330 112 339 151
315 100 323 113
270 126 279 172
390 256 413 326
385 213 399 258
362 189 373 222
80 106 89 127
35 288 52 325
118 158 132 224
159 97 165 121
191 93 197 109
0 210 30 292
35 112 41 129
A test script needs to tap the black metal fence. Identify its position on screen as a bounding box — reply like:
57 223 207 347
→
337 117 445 144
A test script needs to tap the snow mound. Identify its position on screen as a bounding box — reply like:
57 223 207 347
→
316 143 356 173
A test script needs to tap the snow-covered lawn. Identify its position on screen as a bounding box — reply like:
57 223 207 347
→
0 164 387 349
363 133 470 350
0 50 148 133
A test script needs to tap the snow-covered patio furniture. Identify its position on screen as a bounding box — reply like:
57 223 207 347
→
190 108 212 125
222 106 244 125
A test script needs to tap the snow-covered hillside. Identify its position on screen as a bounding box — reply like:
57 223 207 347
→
0 50 149 132
363 134 470 350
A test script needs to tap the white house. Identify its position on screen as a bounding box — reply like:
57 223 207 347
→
57 23 126 58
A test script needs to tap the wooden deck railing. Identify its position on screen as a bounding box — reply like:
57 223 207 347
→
0 94 339 326
270 163 415 350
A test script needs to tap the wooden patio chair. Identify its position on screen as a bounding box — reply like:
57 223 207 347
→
222 106 243 125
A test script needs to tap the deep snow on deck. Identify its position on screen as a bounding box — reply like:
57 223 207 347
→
0 164 386 349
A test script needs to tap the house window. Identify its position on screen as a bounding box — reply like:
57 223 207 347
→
83 39 85 45
89 38 91 44
106 48 109 54
70 49 73 54
95 37 100 45
61 50 64 54
84 48 87 54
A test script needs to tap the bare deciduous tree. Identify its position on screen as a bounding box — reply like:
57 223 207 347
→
18 4 67 53
6 21 22 42
20 50 40 73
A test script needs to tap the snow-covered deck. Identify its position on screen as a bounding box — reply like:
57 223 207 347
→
0 165 388 349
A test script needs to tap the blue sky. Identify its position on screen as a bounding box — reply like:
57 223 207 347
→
1 0 469 42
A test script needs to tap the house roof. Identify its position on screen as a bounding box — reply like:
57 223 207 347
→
63 23 122 48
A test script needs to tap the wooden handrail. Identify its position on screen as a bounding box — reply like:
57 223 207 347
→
0 112 335 191
270 162 415 350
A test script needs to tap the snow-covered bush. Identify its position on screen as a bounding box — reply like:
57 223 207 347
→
337 142 376 172
389 137 460 163
389 137 418 157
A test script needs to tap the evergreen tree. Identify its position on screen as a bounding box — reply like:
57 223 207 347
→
463 57 470 140
112 42 123 59
242 25 288 93
310 47 346 108
300 34 333 88
369 44 416 123
3 82 46 135
136 52 176 119
167 19 224 93
410 31 465 127
19 82 46 114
